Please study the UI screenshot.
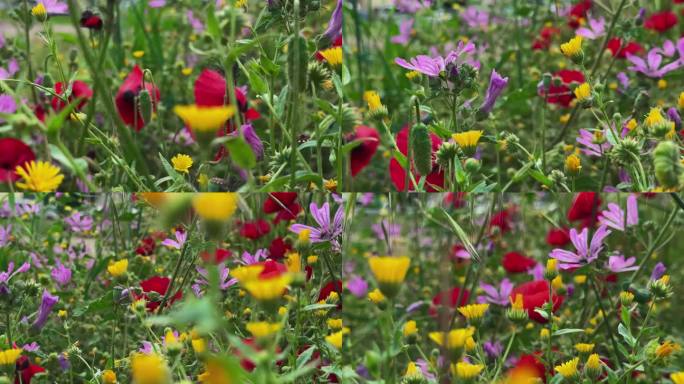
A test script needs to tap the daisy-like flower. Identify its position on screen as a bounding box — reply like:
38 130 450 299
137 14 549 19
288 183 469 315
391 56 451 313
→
549 225 611 269
319 46 342 66
555 357 579 378
171 154 193 174
246 321 281 339
560 35 583 59
599 194 638 231
574 83 591 101
15 161 64 192
107 259 128 277
452 130 483 151
452 362 484 380
457 303 489 323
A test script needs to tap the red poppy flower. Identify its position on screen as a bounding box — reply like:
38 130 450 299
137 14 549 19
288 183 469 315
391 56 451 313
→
135 236 156 256
80 10 103 30
268 237 292 260
389 125 444 191
606 38 643 59
348 125 380 177
0 138 35 182
200 248 232 264
239 219 271 239
51 80 93 111
194 69 260 121
263 192 298 213
318 280 342 301
568 0 592 28
274 203 301 224
429 287 470 317
115 65 160 131
490 208 514 234
508 353 546 383
259 259 288 280
510 280 564 323
136 276 182 311
546 227 570 246
541 70 585 107
15 356 46 384
567 192 601 222
644 11 678 33
502 252 537 273
444 192 467 208
531 26 560 50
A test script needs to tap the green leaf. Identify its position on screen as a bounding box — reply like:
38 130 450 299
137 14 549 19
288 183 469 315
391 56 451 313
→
225 136 257 169
618 323 636 347
436 208 480 261
553 328 585 336
47 97 82 139
206 5 220 40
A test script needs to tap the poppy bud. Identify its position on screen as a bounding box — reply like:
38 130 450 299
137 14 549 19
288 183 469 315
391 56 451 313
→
42 73 53 89
137 89 153 127
410 123 432 176
287 36 308 93
464 158 480 173
542 73 552 91
653 141 682 189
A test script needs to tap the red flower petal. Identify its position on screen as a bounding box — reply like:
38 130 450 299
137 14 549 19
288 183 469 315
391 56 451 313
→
349 125 380 177
502 252 537 273
510 280 563 323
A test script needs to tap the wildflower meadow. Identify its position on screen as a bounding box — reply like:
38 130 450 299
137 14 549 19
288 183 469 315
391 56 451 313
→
0 0 344 192
344 1 684 192
343 192 684 382
0 192 344 383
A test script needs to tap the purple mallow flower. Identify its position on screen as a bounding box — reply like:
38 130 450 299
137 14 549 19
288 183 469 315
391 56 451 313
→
651 262 666 280
289 202 344 244
599 194 638 231
606 254 639 273
161 230 187 250
395 41 476 77
322 0 342 42
460 6 492 30
32 290 59 330
549 225 611 269
479 69 509 115
41 0 68 14
577 128 612 157
391 18 414 46
241 123 263 160
51 261 72 287
626 37 684 78
347 275 368 298
576 16 605 39
65 212 93 232
478 278 513 306
0 224 11 247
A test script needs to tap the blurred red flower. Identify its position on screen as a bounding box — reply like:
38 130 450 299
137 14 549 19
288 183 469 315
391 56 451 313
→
0 138 35 182
546 227 571 246
567 192 601 222
239 219 271 239
136 276 182 312
606 38 643 58
51 80 93 111
510 280 564 323
502 252 537 273
644 11 678 33
542 70 585 107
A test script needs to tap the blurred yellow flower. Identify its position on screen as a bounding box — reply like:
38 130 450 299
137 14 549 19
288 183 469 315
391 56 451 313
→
108 259 129 277
174 105 235 133
130 353 170 384
0 348 22 365
243 274 292 301
246 321 282 339
554 357 579 378
192 193 238 221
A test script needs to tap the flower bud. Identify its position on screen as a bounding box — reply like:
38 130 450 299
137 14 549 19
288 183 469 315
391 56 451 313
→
410 123 433 176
